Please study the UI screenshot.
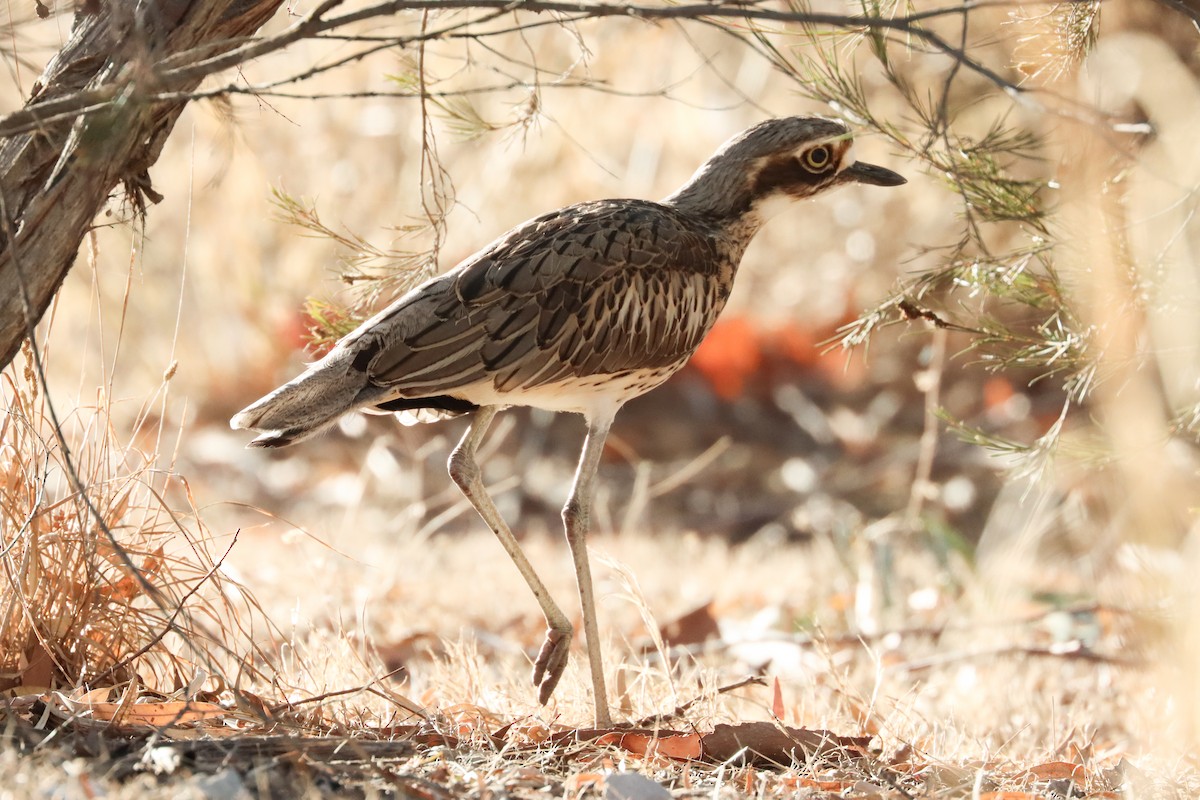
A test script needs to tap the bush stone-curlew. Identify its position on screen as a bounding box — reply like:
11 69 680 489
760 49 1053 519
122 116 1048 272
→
232 116 905 726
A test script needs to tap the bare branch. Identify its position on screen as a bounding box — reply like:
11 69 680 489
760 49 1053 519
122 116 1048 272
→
0 2 1042 141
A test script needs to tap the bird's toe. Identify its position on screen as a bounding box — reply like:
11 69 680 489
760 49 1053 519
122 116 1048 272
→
532 627 572 704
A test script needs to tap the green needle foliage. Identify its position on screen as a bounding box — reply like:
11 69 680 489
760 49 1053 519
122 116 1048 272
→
270 187 440 350
737 1 1112 464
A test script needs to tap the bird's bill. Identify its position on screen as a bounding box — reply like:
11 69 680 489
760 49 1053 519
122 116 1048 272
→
840 161 906 187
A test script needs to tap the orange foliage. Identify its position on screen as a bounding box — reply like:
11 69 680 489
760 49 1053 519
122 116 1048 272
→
690 314 868 401
690 317 764 401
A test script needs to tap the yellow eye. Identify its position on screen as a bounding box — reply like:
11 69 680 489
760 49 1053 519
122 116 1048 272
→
802 146 832 172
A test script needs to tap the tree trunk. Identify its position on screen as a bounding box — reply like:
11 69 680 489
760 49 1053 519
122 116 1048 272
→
0 0 284 371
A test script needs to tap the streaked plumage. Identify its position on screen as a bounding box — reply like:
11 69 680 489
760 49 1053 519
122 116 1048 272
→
233 116 905 725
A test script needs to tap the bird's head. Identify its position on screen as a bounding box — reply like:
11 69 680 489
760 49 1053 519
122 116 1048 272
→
666 116 905 221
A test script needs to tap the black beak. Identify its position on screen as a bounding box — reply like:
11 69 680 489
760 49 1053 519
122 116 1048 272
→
841 161 906 187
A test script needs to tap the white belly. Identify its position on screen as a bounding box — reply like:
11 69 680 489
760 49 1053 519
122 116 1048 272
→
455 363 685 417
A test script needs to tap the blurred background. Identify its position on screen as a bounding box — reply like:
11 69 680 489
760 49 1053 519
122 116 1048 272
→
3 0 1200 768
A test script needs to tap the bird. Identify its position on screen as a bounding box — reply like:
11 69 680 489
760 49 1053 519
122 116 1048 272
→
231 116 905 726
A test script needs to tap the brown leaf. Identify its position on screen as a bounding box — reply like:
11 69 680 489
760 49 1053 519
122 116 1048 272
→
595 731 703 762
88 700 227 726
563 772 605 793
657 602 720 650
70 686 114 704
781 775 857 792
770 678 785 720
700 722 870 767
843 697 881 737
142 546 166 579
503 721 552 745
20 635 56 691
232 689 273 721
99 575 139 602
99 547 165 603
1025 761 1085 781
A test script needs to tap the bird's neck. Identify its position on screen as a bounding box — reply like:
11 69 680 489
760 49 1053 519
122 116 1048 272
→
664 166 759 222
665 181 770 257
663 155 786 249
661 158 792 286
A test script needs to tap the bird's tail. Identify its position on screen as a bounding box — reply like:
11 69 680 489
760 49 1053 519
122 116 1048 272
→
230 359 373 448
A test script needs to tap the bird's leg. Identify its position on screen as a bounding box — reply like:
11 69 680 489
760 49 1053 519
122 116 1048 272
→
447 405 575 705
562 410 616 728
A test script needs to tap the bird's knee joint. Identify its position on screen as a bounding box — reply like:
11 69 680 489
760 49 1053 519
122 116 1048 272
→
562 500 588 532
448 449 479 488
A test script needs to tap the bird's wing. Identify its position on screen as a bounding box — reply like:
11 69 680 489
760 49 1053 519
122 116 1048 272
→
343 200 728 398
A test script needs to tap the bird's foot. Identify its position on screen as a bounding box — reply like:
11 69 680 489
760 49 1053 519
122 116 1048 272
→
532 627 572 704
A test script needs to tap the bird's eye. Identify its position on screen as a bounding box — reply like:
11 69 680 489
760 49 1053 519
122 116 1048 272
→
801 146 833 172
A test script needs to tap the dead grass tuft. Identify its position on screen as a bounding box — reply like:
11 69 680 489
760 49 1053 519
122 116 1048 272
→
0 342 272 698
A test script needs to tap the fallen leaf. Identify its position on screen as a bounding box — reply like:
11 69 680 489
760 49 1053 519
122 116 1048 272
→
564 772 605 793
232 689 273 721
789 776 857 792
142 546 165 578
99 548 163 603
701 722 870 766
595 731 703 761
69 686 113 704
504 721 551 745
1025 761 1085 781
20 635 56 691
657 602 720 650
843 697 881 737
770 678 785 720
88 700 227 726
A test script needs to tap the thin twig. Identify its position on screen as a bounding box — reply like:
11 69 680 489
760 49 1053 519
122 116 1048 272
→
905 327 948 527
87 531 242 686
631 675 767 727
268 667 413 714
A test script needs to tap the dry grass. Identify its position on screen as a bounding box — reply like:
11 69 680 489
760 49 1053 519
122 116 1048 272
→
3 1 1200 797
0 345 266 695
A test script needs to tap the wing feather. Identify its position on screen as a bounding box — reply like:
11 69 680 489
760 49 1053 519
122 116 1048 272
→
346 199 731 401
